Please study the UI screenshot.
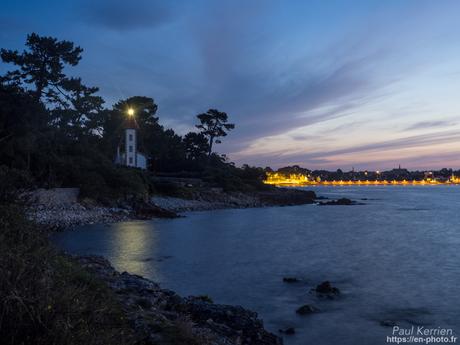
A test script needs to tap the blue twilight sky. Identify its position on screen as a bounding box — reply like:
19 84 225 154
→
2 0 460 170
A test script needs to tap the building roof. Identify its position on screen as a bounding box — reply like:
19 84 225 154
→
123 116 140 129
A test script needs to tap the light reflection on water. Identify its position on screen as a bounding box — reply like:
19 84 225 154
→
62 221 161 278
53 186 460 345
109 221 159 277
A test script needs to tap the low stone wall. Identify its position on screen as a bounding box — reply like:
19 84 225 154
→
27 188 80 207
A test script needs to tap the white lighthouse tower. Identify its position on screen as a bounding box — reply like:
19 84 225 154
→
125 108 137 167
115 108 147 169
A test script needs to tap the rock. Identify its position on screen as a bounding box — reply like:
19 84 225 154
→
314 281 340 297
282 277 300 283
151 187 317 213
77 255 282 345
296 304 319 315
318 198 356 206
178 300 283 344
189 295 214 303
258 189 316 206
27 185 323 230
380 320 397 327
279 327 295 335
134 202 179 219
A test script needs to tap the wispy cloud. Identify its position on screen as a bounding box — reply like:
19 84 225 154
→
263 130 460 165
2 0 460 169
78 0 173 31
404 120 456 131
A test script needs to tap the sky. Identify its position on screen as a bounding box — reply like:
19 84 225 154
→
1 0 460 170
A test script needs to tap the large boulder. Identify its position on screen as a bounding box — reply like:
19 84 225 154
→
296 304 319 315
314 281 340 298
178 300 283 344
257 189 316 206
134 202 179 219
279 327 295 335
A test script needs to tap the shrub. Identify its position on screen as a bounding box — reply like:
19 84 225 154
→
0 205 136 345
0 165 33 203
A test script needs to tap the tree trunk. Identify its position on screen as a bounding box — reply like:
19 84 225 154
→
208 136 214 157
35 82 44 102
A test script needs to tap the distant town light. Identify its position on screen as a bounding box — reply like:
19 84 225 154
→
127 108 135 116
263 171 460 186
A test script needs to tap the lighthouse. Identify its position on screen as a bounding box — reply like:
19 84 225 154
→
125 108 138 167
115 108 147 169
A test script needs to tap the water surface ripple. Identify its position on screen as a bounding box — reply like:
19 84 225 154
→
53 186 460 345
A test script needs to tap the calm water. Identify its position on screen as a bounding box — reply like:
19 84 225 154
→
53 186 460 344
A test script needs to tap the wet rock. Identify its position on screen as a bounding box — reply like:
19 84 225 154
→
77 255 282 345
134 202 179 219
318 198 356 206
140 257 154 262
380 320 397 327
152 188 317 213
258 189 316 206
279 327 295 335
314 281 340 297
296 304 319 315
188 295 214 303
283 277 300 283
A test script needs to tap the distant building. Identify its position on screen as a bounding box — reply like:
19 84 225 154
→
114 116 147 169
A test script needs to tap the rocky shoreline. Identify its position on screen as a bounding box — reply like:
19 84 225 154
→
151 188 317 213
28 187 364 344
27 187 317 229
77 255 282 345
25 186 317 344
27 203 133 230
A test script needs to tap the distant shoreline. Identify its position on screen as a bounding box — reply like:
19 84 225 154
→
266 181 460 187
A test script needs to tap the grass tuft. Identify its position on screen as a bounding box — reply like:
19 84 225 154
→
0 205 137 345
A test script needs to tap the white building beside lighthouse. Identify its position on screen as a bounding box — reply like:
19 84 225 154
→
115 109 147 169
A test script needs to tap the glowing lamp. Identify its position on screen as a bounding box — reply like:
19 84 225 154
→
127 108 135 116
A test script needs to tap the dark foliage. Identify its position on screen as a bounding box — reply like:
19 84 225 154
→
0 33 83 104
0 205 136 345
0 32 270 345
0 32 264 202
196 109 235 156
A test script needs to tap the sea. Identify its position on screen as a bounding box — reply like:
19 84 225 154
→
53 186 460 345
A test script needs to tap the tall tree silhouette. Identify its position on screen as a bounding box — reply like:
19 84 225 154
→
52 77 104 139
0 33 83 103
196 109 234 156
